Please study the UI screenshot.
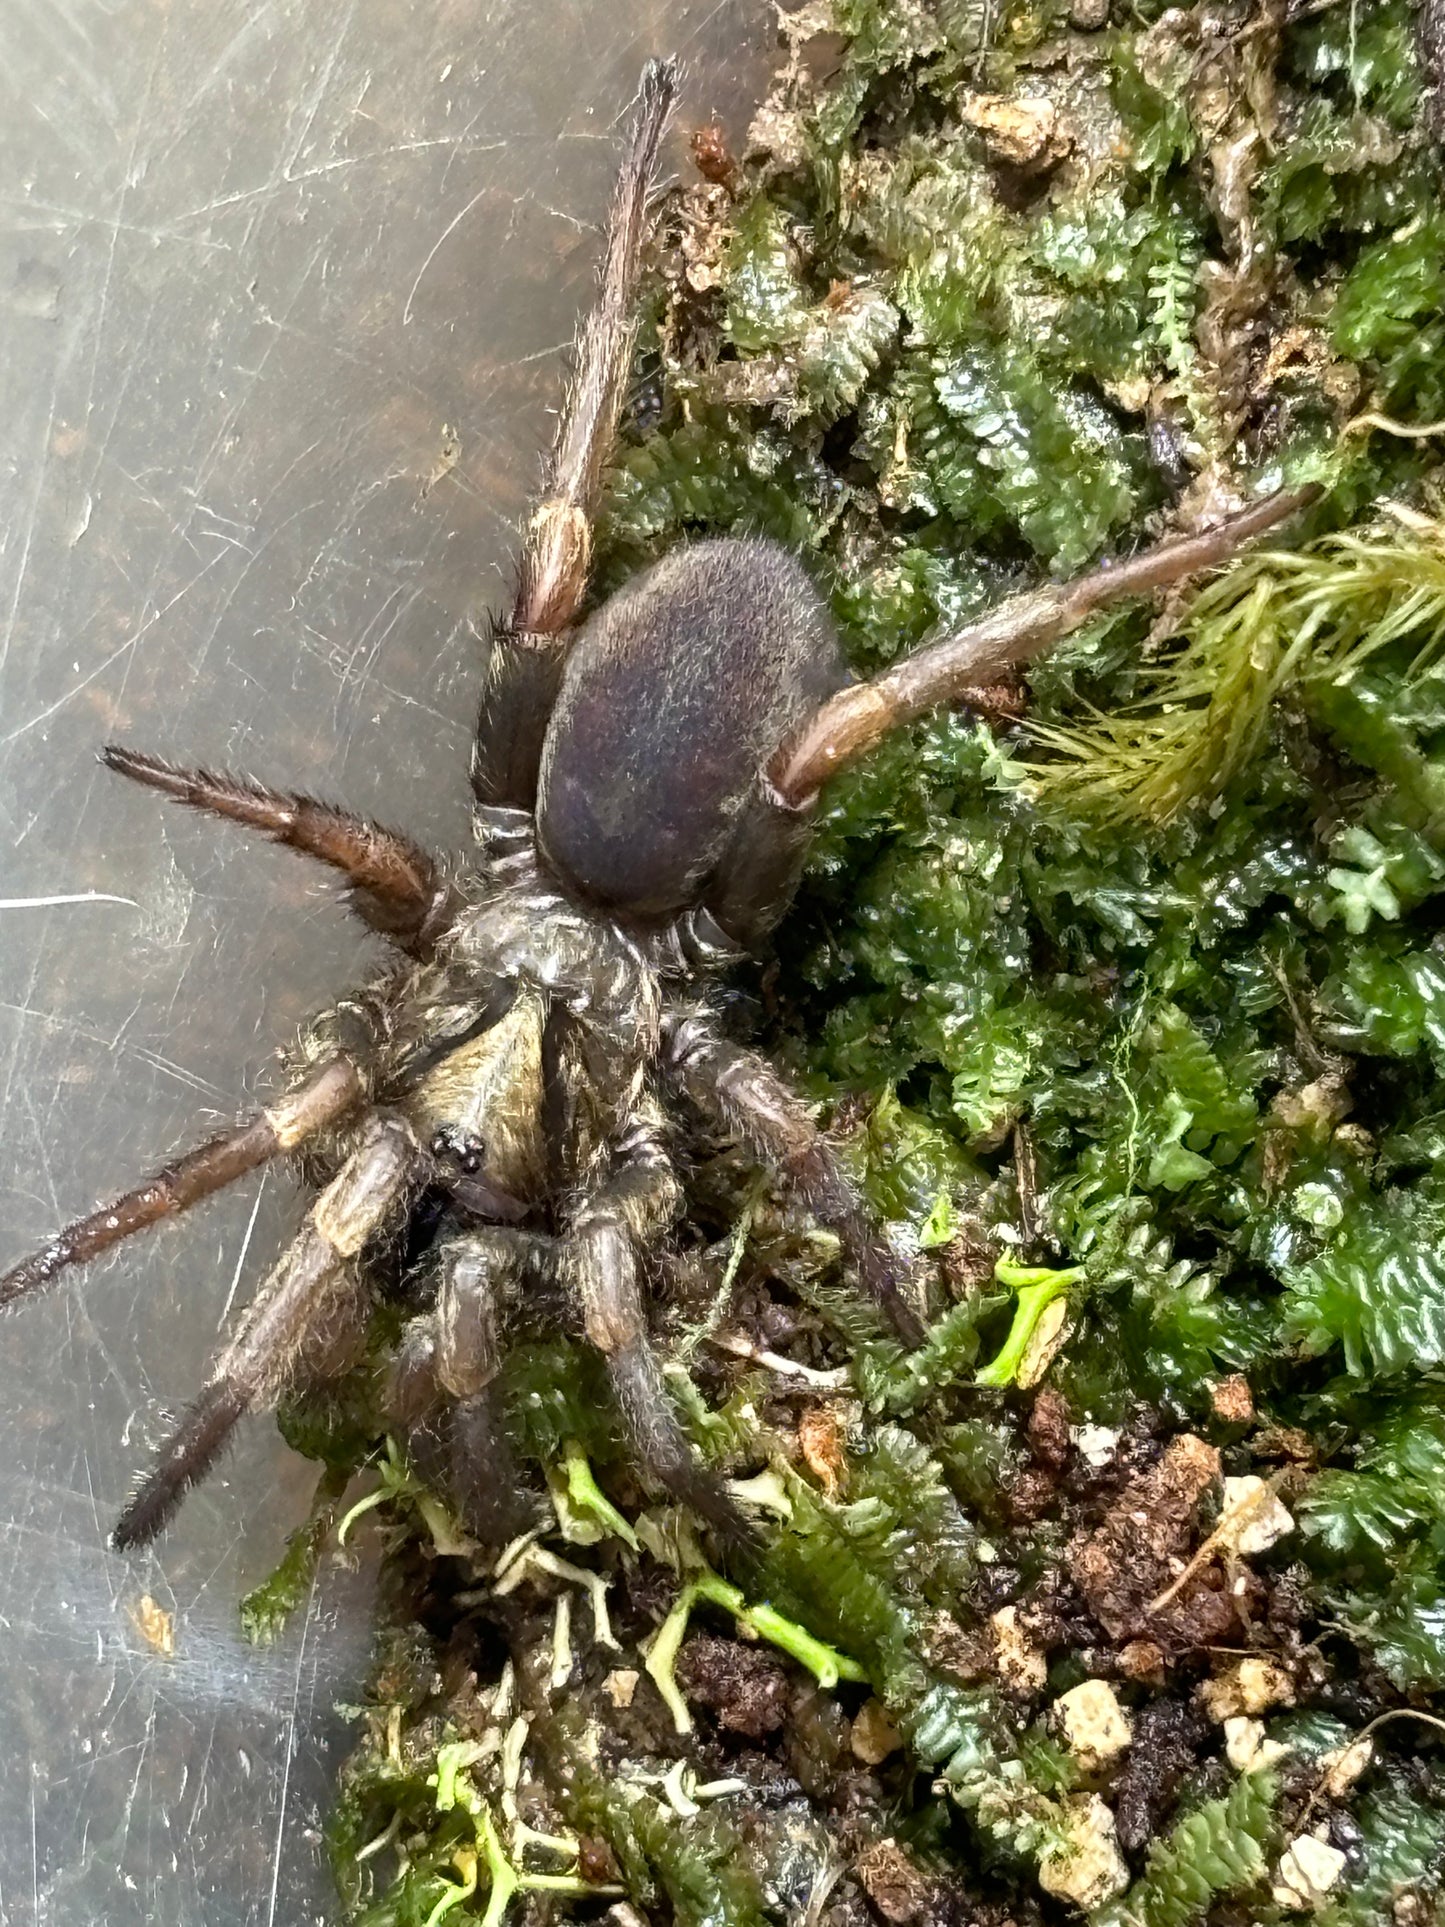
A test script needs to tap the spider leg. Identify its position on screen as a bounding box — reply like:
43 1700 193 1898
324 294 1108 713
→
0 1054 363 1310
569 1114 753 1548
391 1230 542 1544
664 1014 926 1347
767 486 1320 807
103 746 452 953
112 1113 418 1549
472 58 678 809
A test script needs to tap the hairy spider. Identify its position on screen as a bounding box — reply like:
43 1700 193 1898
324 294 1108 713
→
1 60 1311 1556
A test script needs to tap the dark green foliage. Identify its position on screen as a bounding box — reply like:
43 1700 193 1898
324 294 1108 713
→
853 1296 993 1415
894 345 1142 568
600 418 818 585
617 1789 772 1927
1299 1392 1445 1555
1333 211 1445 419
762 1473 929 1704
239 1465 348 1645
724 195 810 352
1318 1777 1445 1926
851 1084 985 1225
1282 1181 1445 1375
502 1338 627 1465
544 1698 772 1927
1297 1392 1445 1690
1328 1564 1445 1692
1093 1770 1278 1927
1321 936 1445 1067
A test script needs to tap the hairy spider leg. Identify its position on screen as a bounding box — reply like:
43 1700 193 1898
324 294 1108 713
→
392 1230 543 1544
569 1111 753 1548
472 57 679 810
665 1014 927 1348
768 485 1322 807
113 1113 418 1549
103 745 452 954
0 1054 363 1310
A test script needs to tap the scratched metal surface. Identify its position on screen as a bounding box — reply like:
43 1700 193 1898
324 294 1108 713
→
0 5 774 1921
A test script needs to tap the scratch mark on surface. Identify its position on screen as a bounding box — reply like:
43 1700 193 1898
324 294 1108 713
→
277 19 354 189
0 384 59 686
402 183 492 324
173 137 507 223
0 893 138 912
82 1455 107 1579
67 491 94 546
80 22 165 467
0 633 139 749
0 194 234 252
218 1175 267 1332
679 0 736 51
30 1770 38 1920
501 336 574 369
115 1702 158 1864
0 543 229 747
17 1080 63 1215
0 1000 229 1102
265 1566 318 1927
65 1297 146 1417
528 200 590 232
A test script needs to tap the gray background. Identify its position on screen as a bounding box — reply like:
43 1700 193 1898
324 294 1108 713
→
0 4 774 1920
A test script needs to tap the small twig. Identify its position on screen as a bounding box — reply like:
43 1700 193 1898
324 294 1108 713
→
708 1329 851 1390
1012 1119 1040 1251
1344 410 1445 440
500 1714 531 1823
354 1809 403 1864
678 1187 762 1360
1147 1476 1281 1616
1297 1707 1445 1825
1357 1707 1445 1744
493 1544 619 1650
1265 950 1345 1080
549 1595 573 1691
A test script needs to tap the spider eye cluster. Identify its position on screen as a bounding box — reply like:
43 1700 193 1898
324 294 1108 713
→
429 1128 484 1176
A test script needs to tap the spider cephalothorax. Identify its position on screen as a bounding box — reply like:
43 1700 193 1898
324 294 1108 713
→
0 59 1312 1557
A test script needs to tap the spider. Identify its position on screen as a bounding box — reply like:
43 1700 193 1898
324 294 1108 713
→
1 59 1311 1557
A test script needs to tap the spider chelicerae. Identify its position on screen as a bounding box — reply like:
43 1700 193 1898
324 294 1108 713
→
1 59 1310 1557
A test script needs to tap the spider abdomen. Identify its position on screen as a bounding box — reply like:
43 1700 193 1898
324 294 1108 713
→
534 538 849 928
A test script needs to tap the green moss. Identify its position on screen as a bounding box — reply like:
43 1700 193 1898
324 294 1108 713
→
723 195 811 352
1281 1177 1445 1376
537 1698 772 1927
1318 1778 1445 1927
1025 524 1445 827
1093 1770 1279 1927
602 0 1445 1903
240 1464 349 1645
